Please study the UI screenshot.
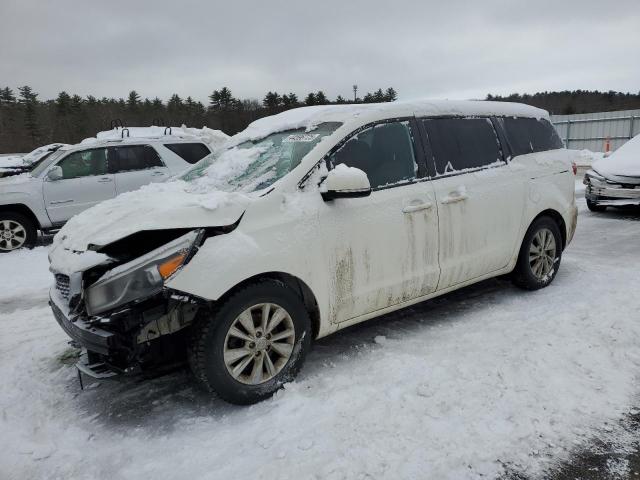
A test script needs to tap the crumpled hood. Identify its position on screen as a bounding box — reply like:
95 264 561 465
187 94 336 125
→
53 180 252 253
593 135 640 178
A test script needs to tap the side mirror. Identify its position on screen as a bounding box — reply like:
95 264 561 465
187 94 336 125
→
321 164 372 201
46 166 63 181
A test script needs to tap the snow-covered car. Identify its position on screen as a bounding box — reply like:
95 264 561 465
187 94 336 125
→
48 100 577 404
583 134 640 211
0 143 69 178
0 130 224 252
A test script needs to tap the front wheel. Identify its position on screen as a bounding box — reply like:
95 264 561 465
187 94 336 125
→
0 213 37 252
511 217 562 290
188 279 312 405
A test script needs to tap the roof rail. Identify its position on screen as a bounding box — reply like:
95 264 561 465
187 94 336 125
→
110 119 124 130
164 126 172 136
121 128 130 139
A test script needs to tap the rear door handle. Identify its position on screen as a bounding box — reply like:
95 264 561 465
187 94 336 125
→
49 199 74 205
97 177 113 183
441 192 468 204
402 201 433 214
151 171 166 176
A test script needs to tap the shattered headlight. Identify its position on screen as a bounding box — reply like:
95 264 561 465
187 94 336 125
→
85 231 200 316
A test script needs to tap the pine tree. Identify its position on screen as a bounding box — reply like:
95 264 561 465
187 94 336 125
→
18 86 40 144
209 87 235 111
0 87 16 104
127 90 141 109
305 93 317 106
384 87 397 102
373 88 385 102
315 91 328 105
335 95 346 104
263 91 281 109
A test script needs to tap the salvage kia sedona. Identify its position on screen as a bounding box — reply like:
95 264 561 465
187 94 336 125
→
49 100 577 404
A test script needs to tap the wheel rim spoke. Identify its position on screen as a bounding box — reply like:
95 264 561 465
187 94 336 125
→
224 302 296 385
530 228 557 280
224 348 252 366
236 310 256 336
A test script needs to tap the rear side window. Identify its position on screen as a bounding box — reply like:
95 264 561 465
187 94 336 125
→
329 121 418 189
422 118 503 175
112 145 163 172
58 148 108 179
164 143 211 164
501 117 564 156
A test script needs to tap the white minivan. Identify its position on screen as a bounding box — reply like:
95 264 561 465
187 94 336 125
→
49 100 577 404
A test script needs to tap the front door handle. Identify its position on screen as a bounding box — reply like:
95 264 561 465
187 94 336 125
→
49 199 74 205
402 201 433 214
97 177 113 183
151 171 166 176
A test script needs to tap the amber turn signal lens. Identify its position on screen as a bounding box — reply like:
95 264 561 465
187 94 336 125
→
157 253 187 279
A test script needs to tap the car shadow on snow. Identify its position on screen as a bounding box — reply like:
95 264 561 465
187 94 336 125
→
70 274 523 434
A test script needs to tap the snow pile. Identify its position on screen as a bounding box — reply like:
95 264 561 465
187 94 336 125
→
0 154 25 169
4 200 640 479
81 126 229 151
0 144 69 169
231 100 547 146
593 134 640 177
0 247 50 307
571 149 606 167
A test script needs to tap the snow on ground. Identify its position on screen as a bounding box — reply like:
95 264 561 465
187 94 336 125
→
0 247 50 311
1 192 640 480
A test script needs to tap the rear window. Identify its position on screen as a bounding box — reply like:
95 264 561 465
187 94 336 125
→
501 117 564 156
112 145 164 173
422 118 503 175
164 143 211 164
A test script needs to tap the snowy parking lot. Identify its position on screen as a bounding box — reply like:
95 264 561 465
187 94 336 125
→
1 187 639 480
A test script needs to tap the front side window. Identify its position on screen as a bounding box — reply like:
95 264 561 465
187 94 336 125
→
57 148 108 179
501 117 564 156
328 121 418 189
112 145 164 172
422 118 503 175
164 142 211 164
180 122 341 192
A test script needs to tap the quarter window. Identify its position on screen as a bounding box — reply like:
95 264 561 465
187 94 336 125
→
57 149 108 179
112 145 163 172
329 121 418 189
501 117 564 156
422 118 503 175
164 143 211 164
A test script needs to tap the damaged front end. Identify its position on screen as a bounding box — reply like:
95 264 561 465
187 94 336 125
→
49 226 232 381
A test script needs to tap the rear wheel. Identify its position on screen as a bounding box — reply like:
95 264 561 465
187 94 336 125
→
512 217 562 290
0 213 37 252
587 199 607 212
188 279 312 405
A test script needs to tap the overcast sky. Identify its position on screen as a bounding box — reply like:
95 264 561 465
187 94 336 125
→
1 0 639 103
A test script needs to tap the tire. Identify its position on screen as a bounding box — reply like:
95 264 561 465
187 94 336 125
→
188 279 312 405
511 216 562 290
586 199 607 212
0 212 37 252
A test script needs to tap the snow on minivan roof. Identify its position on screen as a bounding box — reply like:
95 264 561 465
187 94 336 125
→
231 99 548 145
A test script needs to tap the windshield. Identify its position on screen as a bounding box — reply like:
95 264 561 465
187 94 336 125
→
30 149 66 177
180 122 341 193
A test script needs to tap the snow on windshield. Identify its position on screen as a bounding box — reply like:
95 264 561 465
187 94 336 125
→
181 122 341 193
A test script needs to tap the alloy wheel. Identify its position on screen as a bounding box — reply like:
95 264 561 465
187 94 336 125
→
223 303 296 385
529 228 557 280
0 220 27 251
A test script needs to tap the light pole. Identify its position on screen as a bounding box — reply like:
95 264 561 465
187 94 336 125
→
353 85 358 103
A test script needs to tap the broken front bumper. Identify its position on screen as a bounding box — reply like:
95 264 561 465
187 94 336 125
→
585 182 640 206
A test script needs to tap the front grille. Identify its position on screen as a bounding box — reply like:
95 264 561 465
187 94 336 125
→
55 274 70 300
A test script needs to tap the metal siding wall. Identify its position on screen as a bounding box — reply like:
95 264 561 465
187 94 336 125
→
551 109 640 152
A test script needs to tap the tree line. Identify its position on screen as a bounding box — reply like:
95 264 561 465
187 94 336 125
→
486 90 640 115
0 86 397 153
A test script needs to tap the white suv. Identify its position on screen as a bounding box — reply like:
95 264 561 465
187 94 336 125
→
49 101 577 404
0 133 214 251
